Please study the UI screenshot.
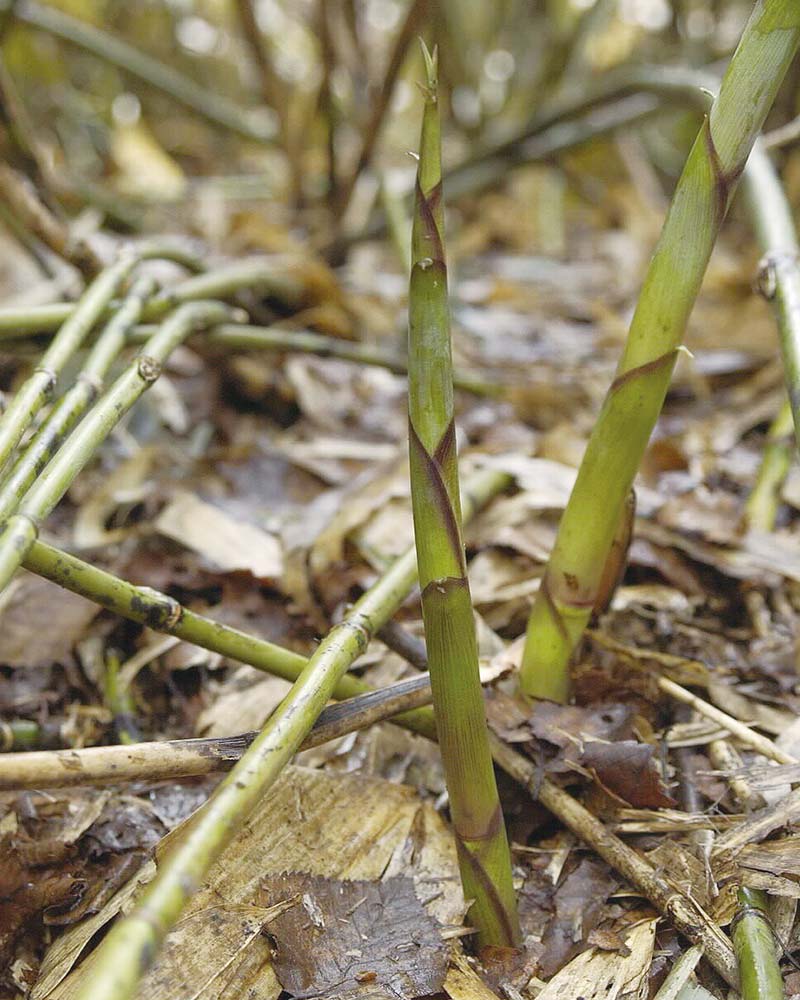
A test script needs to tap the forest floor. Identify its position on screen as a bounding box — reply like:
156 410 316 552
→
2 24 800 1000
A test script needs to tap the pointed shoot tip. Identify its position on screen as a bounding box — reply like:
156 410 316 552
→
419 39 438 92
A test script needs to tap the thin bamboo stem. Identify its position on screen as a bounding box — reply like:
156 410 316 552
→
743 400 794 532
0 321 505 396
0 160 101 277
0 277 156 517
407 45 519 948
708 739 766 812
652 945 703 1000
0 718 65 751
178 323 503 396
7 0 275 142
741 148 800 452
232 0 283 112
520 8 800 700
0 674 434 790
0 253 134 473
732 888 784 1000
658 677 796 766
103 650 140 745
0 301 239 595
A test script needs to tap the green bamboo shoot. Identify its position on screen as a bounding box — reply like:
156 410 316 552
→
407 44 519 948
520 2 800 700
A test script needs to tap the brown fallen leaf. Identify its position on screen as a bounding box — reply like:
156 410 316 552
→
155 490 283 581
0 572 100 668
259 872 448 1000
539 859 619 978
486 694 673 808
580 741 676 810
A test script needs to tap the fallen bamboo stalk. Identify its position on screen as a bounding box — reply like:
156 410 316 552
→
0 674 434 789
658 677 796 766
652 945 703 1000
491 739 738 986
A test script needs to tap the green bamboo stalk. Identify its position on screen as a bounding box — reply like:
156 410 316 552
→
21 465 511 739
134 322 503 396
145 257 307 316
520 3 800 701
0 301 238 596
0 277 156 517
103 650 140 746
741 147 800 452
0 319 504 396
6 0 274 142
0 717 65 751
732 889 784 1000
0 256 307 337
407 44 519 949
69 468 510 1000
744 401 794 532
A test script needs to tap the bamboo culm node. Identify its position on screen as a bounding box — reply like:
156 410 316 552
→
520 1 800 701
407 43 520 949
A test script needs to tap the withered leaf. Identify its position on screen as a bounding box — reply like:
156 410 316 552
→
539 859 619 978
580 741 676 809
259 873 447 1000
486 695 670 807
0 572 99 668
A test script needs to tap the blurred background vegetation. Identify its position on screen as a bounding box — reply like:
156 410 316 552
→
1 0 795 259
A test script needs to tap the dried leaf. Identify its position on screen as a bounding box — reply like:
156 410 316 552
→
155 490 283 581
260 873 447 1000
0 572 99 668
